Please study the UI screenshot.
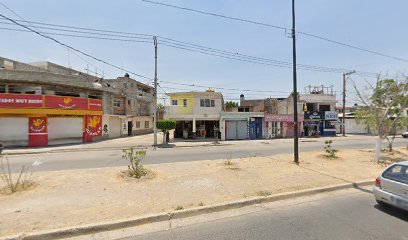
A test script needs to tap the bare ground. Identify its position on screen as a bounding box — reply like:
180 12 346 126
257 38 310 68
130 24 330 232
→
0 148 406 237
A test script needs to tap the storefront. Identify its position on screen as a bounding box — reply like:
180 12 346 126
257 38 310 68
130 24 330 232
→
322 111 338 136
264 114 304 138
220 112 264 141
0 93 103 147
303 111 323 137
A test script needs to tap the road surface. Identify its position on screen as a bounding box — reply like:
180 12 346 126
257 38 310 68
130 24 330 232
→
4 136 407 172
120 187 408 240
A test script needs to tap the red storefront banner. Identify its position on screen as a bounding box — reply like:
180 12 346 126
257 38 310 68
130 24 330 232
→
89 99 103 111
44 96 88 110
0 93 43 108
28 117 48 147
0 93 103 111
84 115 103 139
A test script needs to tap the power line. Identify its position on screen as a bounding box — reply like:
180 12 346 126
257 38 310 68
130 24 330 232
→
140 0 408 64
0 13 153 83
0 18 379 77
0 2 112 79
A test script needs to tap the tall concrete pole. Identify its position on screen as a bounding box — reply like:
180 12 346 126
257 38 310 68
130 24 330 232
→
292 0 299 164
342 71 355 137
153 36 158 146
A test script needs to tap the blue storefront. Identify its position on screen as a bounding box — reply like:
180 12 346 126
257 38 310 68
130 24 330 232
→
303 111 338 137
249 117 263 139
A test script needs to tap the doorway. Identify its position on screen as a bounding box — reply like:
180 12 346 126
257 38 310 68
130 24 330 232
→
127 121 133 136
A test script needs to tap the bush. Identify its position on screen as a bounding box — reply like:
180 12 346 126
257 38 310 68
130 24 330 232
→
324 140 338 159
157 120 176 145
1 155 33 194
122 148 147 178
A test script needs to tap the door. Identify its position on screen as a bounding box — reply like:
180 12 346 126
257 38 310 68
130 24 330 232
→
128 121 133 136
236 120 248 139
226 121 237 140
109 117 122 138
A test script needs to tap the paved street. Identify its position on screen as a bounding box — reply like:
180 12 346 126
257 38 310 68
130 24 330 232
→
119 188 408 240
4 136 407 172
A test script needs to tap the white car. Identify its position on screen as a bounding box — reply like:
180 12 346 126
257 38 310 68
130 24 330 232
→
373 161 408 211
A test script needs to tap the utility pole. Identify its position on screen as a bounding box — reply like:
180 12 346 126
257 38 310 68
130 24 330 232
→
153 36 158 146
291 0 299 164
342 71 355 137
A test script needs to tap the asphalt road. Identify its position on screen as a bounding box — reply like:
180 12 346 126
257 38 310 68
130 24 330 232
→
5 137 407 172
121 188 408 240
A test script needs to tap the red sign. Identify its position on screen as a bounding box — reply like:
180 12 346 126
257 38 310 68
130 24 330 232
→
89 99 103 111
265 114 304 122
29 117 47 134
28 117 48 147
0 93 43 108
85 115 103 138
44 96 88 110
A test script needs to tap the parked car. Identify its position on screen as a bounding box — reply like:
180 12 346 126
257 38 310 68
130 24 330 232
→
373 161 408 211
402 132 408 138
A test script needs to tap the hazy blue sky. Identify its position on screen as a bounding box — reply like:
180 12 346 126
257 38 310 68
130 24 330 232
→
1 0 407 104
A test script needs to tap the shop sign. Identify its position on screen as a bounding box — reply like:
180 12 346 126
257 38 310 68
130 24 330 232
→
89 99 103 111
29 117 47 133
305 111 323 120
45 96 88 110
324 111 338 120
265 114 304 122
85 115 102 137
0 94 43 108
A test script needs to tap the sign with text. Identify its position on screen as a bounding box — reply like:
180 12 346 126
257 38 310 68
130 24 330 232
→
44 96 88 110
0 93 103 111
304 111 323 120
0 94 43 108
89 99 103 111
265 114 304 122
29 117 47 134
85 115 103 137
324 111 338 120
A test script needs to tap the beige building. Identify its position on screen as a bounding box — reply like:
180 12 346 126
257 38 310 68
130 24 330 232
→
165 91 224 139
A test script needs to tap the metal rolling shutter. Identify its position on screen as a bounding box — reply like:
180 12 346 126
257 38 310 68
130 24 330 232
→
236 120 248 139
226 120 247 140
0 117 28 146
48 118 83 144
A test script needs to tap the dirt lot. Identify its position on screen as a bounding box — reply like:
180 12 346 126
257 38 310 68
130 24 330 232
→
1 148 407 237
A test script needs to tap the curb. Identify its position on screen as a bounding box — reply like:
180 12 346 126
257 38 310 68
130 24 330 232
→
0 180 374 240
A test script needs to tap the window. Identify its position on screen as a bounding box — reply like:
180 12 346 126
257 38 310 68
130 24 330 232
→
172 99 178 106
183 99 187 107
144 121 149 129
114 100 121 107
135 121 141 128
127 100 131 105
200 98 215 107
382 165 408 184
205 99 210 107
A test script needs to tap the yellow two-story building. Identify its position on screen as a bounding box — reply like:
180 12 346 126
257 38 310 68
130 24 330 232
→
165 90 224 139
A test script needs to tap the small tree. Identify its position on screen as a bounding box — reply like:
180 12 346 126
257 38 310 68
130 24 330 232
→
225 101 238 108
354 78 408 162
157 120 176 145
324 140 338 159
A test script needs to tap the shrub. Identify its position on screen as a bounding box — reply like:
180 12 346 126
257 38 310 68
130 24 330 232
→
122 147 147 178
324 140 338 159
0 155 33 194
157 120 176 144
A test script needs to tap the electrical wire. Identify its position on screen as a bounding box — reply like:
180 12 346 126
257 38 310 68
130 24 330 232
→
140 0 408 64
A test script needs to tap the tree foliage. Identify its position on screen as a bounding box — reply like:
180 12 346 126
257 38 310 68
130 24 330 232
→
354 78 408 161
156 120 176 131
225 101 238 108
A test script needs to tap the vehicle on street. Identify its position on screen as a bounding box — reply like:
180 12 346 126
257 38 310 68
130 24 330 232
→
402 132 408 138
373 161 408 211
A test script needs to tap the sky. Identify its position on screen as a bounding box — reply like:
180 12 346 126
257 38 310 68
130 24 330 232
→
0 0 407 105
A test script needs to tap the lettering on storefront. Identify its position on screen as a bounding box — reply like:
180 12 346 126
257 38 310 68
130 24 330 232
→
324 111 338 120
305 111 322 120
85 115 103 137
265 114 304 122
0 94 43 108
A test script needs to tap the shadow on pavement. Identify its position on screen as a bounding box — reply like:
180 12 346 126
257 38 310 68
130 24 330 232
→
352 183 373 194
374 204 408 222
